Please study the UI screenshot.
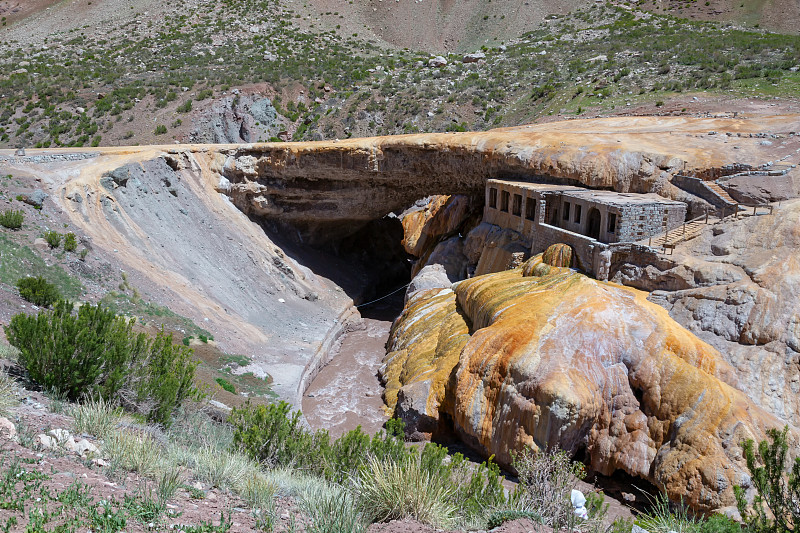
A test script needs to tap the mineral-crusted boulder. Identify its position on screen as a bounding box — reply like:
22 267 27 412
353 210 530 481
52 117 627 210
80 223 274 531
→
400 195 472 258
383 253 798 512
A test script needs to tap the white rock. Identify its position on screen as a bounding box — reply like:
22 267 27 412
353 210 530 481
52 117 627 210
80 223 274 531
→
75 439 98 456
208 400 231 411
462 52 485 63
0 418 16 441
92 457 108 467
48 428 72 444
36 434 56 449
428 56 447 68
62 437 79 453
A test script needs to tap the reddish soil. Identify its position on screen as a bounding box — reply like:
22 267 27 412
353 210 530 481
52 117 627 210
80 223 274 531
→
4 389 264 532
0 0 60 25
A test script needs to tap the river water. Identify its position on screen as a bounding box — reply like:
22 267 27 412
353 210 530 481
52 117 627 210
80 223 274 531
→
301 310 394 438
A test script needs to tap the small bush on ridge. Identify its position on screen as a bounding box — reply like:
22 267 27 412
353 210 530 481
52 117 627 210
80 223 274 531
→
43 230 61 248
64 232 78 252
0 209 23 229
16 276 61 307
735 426 799 533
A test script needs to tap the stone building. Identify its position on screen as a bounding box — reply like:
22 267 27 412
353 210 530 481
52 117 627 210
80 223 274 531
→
483 179 686 278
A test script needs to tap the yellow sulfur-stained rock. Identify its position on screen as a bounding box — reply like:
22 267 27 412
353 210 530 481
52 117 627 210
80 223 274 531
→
384 254 798 512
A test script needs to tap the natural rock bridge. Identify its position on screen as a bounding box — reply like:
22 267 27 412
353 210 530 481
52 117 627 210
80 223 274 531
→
211 115 795 243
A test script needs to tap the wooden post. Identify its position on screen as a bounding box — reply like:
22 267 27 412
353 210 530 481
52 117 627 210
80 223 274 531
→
648 236 652 247
735 204 739 218
705 208 709 224
753 205 757 216
683 223 686 238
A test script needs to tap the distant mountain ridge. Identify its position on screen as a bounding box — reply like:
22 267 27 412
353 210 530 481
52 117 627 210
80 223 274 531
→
3 0 798 52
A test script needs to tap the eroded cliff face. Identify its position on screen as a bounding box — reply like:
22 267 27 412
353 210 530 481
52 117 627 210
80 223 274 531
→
383 254 798 513
212 115 799 244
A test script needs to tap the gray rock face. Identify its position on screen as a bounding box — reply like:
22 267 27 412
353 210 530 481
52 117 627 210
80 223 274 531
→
721 174 796 204
20 189 48 207
405 263 452 303
190 94 284 144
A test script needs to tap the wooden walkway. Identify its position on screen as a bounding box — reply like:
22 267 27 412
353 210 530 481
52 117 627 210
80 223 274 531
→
638 203 774 253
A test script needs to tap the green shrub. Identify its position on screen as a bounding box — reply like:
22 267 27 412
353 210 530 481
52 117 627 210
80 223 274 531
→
177 100 193 113
230 400 319 470
699 514 742 533
154 124 167 135
16 276 61 307
5 302 201 425
487 509 542 529
7 301 144 401
735 426 799 533
43 230 61 248
215 378 235 394
133 329 202 426
231 402 505 526
63 232 78 252
0 209 23 229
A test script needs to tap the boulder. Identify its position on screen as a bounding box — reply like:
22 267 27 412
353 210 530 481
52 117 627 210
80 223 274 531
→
75 438 99 456
400 195 472 257
19 189 48 208
384 254 797 512
33 238 50 252
0 418 16 441
462 52 486 63
420 236 469 281
428 56 447 68
36 434 56 450
405 264 452 303
48 428 71 444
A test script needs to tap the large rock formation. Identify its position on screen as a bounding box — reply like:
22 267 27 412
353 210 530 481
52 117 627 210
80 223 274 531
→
612 198 800 425
383 254 798 512
214 115 800 244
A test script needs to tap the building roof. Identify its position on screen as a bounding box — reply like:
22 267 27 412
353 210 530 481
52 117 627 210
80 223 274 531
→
486 179 685 208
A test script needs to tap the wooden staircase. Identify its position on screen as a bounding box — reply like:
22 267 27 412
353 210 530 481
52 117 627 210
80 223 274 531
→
640 215 718 250
704 181 737 206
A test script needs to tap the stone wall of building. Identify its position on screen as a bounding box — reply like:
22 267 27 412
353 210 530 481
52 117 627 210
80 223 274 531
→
616 203 686 242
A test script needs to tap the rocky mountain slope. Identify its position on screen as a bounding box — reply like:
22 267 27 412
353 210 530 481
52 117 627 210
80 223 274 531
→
2 0 800 150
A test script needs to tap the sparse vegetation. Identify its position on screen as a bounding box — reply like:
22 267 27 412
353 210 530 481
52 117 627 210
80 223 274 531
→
736 426 800 533
215 377 235 394
63 232 78 252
